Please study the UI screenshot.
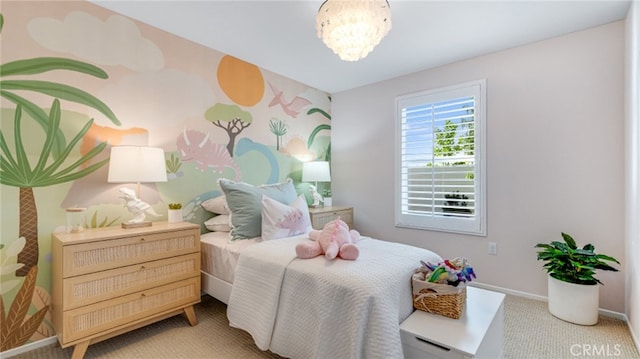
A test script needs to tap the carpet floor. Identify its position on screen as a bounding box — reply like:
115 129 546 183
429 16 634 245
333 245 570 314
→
8 293 640 359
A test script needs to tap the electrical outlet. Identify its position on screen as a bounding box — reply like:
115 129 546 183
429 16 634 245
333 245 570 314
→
488 242 497 255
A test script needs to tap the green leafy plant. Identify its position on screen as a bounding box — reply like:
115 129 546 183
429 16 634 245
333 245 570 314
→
535 232 620 285
168 203 182 210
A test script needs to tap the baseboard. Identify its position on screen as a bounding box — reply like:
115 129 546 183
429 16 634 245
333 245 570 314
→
0 336 58 358
469 281 627 321
627 318 640 356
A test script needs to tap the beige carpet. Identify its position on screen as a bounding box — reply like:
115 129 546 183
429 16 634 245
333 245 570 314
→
9 294 640 359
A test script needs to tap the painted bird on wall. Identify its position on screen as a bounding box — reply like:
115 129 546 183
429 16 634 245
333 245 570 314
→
268 82 311 118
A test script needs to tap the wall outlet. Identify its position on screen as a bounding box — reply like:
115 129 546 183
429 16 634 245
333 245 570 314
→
488 242 497 255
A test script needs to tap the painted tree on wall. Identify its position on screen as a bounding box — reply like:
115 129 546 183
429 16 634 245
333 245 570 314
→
269 119 287 150
0 13 120 276
204 103 252 156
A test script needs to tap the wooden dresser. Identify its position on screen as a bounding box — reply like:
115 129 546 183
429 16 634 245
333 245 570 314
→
308 206 354 230
51 222 201 359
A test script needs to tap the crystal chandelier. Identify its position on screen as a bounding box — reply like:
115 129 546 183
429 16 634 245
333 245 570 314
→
316 0 392 62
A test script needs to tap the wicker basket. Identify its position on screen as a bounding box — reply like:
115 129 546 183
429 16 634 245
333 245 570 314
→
412 272 467 319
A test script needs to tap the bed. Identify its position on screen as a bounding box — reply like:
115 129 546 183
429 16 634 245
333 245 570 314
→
199 230 442 358
199 178 442 358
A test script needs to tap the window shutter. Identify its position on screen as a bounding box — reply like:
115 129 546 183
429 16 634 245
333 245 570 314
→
395 80 486 235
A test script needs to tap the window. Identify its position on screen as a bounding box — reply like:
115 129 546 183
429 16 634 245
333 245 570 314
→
395 80 486 235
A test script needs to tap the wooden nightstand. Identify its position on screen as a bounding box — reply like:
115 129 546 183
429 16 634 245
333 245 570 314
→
308 206 353 230
52 222 201 359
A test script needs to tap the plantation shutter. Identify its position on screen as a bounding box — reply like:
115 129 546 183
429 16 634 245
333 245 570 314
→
395 80 486 235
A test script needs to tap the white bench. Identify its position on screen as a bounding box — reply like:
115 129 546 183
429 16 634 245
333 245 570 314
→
400 286 505 359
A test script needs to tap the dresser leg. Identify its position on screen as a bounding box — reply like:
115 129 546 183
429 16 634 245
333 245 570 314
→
184 306 197 326
71 340 90 359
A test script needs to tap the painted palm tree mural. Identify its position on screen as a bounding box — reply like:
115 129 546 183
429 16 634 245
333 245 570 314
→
0 13 120 349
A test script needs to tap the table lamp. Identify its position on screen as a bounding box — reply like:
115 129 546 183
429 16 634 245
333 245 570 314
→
107 146 167 228
302 161 331 207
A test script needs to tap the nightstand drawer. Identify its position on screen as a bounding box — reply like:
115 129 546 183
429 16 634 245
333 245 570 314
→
61 276 200 344
63 253 200 310
62 228 199 277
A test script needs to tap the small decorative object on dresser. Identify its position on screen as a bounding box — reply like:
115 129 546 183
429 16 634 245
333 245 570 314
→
308 205 353 230
52 222 201 359
167 203 183 223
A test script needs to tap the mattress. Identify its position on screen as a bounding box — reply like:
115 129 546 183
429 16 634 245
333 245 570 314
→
200 231 263 283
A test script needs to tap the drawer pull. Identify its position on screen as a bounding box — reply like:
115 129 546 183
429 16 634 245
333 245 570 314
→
140 237 145 241
415 336 451 352
141 293 146 297
140 265 146 270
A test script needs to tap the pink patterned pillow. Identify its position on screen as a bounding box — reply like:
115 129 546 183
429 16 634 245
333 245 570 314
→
261 195 312 240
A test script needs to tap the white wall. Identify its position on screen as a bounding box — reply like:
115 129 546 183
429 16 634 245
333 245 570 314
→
333 21 626 312
625 0 639 345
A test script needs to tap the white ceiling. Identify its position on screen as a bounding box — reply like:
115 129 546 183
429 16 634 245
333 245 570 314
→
91 0 631 94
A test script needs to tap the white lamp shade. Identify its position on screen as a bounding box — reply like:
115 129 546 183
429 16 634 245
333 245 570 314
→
302 161 331 183
107 146 168 183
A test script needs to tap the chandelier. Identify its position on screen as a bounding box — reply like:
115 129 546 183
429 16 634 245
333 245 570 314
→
316 0 392 62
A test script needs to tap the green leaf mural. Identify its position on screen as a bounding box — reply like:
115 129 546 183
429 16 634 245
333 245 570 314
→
307 107 331 162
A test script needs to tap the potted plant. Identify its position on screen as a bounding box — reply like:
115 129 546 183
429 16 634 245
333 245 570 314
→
534 232 620 325
168 203 183 223
442 191 472 215
322 188 332 207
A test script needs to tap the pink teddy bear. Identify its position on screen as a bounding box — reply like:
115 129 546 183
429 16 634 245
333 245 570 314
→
295 218 360 260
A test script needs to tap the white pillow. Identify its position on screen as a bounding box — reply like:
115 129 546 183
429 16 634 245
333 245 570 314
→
201 196 229 215
261 195 312 240
204 214 232 232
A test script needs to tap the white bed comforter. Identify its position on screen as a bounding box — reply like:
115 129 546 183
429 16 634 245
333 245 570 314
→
227 235 442 359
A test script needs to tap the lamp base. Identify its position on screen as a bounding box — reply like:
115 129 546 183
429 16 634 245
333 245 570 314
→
121 221 153 229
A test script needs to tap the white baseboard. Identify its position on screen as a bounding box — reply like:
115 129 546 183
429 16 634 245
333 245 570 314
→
628 320 640 356
470 281 627 321
0 336 58 358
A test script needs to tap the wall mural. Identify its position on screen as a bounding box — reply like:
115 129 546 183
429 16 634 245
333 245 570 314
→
0 1 331 351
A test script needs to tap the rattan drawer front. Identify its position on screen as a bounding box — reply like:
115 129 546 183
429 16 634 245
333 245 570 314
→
63 253 200 310
61 277 200 344
62 229 199 277
311 210 353 229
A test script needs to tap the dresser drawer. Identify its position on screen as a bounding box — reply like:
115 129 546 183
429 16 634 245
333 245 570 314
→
63 253 200 310
62 228 199 277
61 276 200 344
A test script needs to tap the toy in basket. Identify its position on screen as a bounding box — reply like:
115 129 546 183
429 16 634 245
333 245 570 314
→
412 257 476 319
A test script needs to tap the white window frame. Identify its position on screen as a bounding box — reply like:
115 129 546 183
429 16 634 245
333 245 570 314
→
394 79 487 236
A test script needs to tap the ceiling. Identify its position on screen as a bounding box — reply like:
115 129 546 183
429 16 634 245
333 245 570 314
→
90 0 631 94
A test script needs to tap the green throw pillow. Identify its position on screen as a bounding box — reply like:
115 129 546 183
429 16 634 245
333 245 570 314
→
218 178 298 240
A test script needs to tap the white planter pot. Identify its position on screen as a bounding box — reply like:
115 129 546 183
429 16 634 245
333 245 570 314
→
323 197 332 207
548 275 599 325
168 209 183 223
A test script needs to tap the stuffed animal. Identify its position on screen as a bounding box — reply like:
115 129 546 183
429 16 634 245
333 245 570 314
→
296 218 360 260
